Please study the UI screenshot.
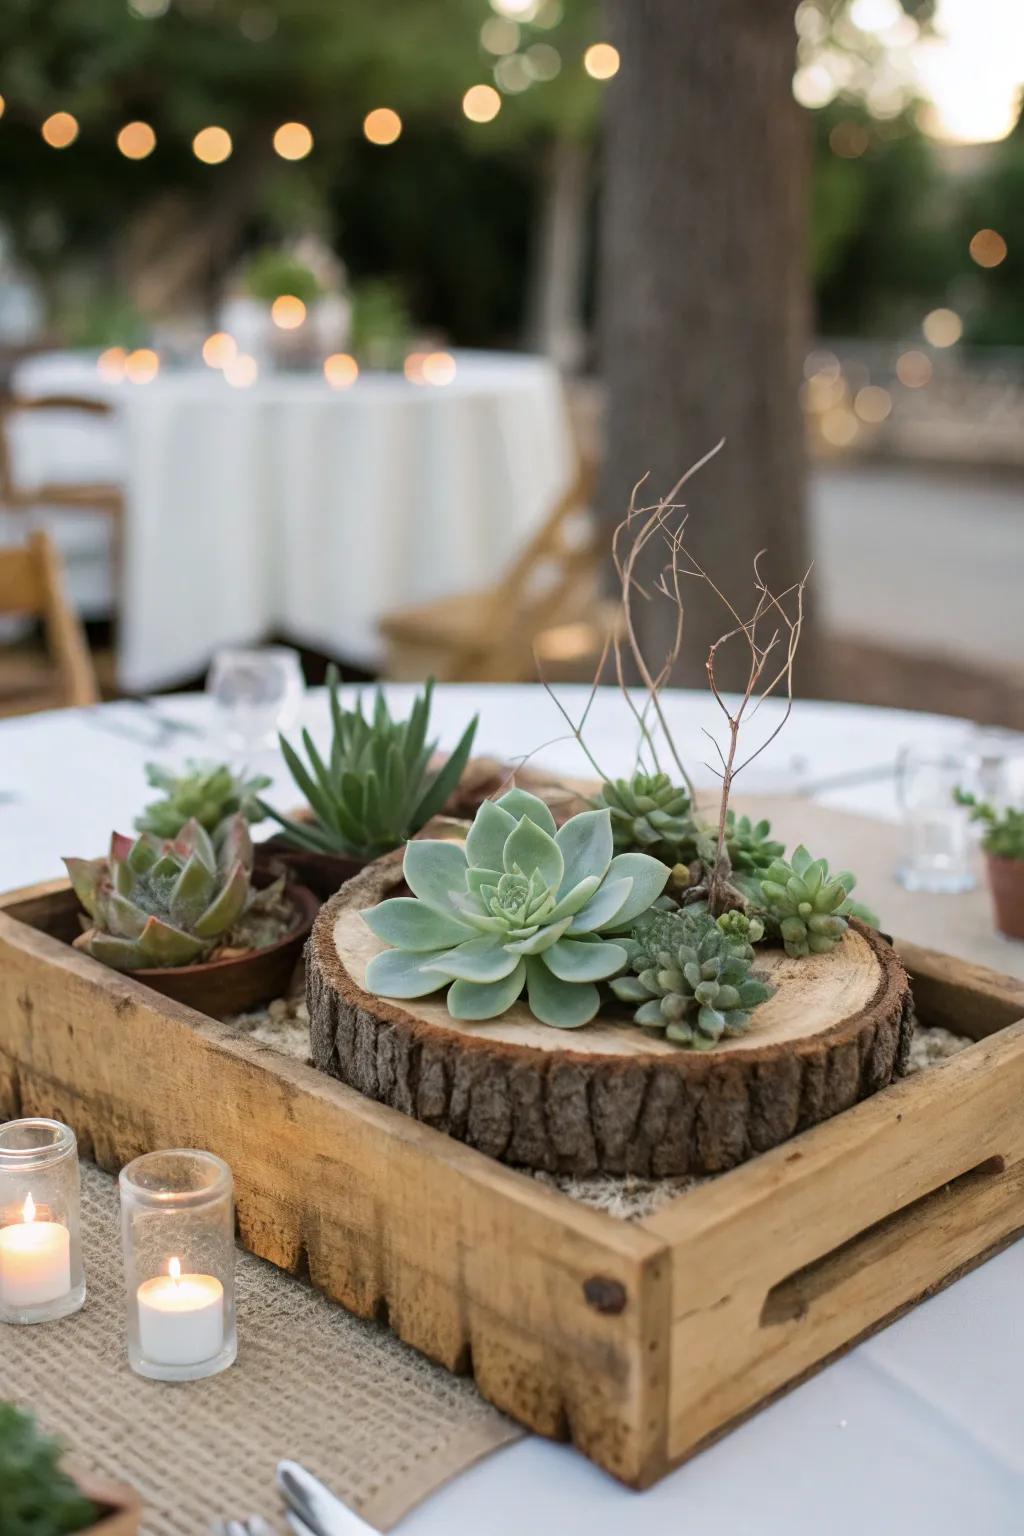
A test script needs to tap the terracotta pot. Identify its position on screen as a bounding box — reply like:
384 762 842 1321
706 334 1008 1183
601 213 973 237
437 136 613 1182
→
127 878 319 1017
257 835 368 902
78 1473 141 1535
985 852 1024 941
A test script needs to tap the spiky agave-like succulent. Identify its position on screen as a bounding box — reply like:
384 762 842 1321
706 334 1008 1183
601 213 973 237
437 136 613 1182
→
261 666 477 861
610 907 774 1047
64 815 294 970
135 760 271 838
755 844 874 959
362 788 669 1028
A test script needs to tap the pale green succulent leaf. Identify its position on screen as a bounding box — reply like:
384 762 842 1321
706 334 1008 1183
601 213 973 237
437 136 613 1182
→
193 860 249 938
567 876 633 934
422 935 521 983
600 852 671 928
501 816 563 891
403 839 469 915
541 937 628 983
136 915 209 967
94 887 147 939
63 856 106 919
610 974 654 1003
169 851 218 928
495 788 557 835
360 897 477 951
525 958 600 1028
365 946 451 999
504 917 572 955
465 800 518 872
447 961 528 1020
554 808 613 895
790 845 813 876
546 874 602 923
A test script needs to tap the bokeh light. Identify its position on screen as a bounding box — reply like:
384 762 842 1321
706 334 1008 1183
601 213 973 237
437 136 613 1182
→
803 350 841 383
495 55 532 93
792 63 836 109
404 352 427 384
820 407 859 447
192 126 232 164
125 349 159 384
324 353 359 389
129 0 170 14
0 96 6 120
462 84 502 122
922 307 962 347
273 121 313 160
854 384 893 423
969 228 1007 268
41 112 79 149
584 43 620 80
97 347 127 382
895 350 933 388
525 43 561 80
117 121 157 160
202 332 237 370
225 353 258 388
271 295 307 330
422 351 457 386
363 108 402 145
490 0 538 17
481 17 519 54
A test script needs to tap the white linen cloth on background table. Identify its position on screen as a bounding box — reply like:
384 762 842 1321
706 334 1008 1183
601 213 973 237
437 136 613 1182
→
1 684 1022 1536
8 351 574 691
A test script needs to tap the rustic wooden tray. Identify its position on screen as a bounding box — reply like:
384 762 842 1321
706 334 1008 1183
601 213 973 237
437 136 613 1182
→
2 878 1023 1490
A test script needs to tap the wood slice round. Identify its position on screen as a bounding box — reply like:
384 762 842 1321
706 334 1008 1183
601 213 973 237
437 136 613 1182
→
307 850 914 1177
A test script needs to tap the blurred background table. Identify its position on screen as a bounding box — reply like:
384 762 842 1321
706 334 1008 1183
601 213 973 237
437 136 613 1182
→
5 350 574 690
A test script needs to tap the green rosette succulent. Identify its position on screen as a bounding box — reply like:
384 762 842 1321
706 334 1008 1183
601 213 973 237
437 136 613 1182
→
591 772 698 862
723 813 785 873
135 760 271 838
756 844 867 958
362 788 670 1028
611 908 774 1048
64 815 292 970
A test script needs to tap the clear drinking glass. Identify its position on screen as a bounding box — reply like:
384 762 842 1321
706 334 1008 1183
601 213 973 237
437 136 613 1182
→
119 1149 236 1381
0 1119 85 1325
896 743 979 894
207 645 304 754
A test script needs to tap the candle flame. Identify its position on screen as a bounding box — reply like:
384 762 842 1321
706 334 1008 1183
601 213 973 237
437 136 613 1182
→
22 1193 35 1224
169 1256 181 1285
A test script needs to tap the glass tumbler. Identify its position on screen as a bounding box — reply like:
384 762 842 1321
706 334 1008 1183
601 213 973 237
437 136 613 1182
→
0 1119 86 1324
207 645 305 755
120 1149 236 1381
896 742 979 894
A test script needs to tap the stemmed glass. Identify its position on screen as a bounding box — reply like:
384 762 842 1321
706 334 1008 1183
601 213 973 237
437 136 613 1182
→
895 742 980 894
206 646 305 762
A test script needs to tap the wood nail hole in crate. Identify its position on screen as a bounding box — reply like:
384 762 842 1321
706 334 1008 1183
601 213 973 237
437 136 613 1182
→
760 1154 1008 1327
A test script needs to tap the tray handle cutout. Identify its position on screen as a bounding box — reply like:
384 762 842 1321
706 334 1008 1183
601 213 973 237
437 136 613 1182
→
760 1154 1007 1327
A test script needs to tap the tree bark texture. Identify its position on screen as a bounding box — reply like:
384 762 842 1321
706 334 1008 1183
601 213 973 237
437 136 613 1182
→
599 0 819 692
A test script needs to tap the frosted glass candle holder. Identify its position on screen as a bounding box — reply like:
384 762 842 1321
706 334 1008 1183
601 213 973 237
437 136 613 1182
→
0 1119 86 1324
120 1149 236 1381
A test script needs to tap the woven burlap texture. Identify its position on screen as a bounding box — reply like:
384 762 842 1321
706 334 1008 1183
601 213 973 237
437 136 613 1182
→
0 1163 521 1535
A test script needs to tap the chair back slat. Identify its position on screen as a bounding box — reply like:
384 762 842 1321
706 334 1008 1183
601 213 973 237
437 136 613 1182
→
0 546 45 614
0 532 99 709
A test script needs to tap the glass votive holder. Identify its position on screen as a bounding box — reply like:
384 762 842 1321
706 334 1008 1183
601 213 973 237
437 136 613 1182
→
0 1118 86 1325
119 1149 236 1382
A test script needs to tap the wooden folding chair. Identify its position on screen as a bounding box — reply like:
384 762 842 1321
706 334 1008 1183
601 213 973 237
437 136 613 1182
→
0 531 99 714
379 452 623 683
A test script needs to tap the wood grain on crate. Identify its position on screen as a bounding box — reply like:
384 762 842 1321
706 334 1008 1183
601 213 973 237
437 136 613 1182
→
1 881 1023 1489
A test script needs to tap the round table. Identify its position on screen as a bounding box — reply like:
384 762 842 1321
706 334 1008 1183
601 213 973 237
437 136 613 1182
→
8 350 574 690
1 685 1021 1536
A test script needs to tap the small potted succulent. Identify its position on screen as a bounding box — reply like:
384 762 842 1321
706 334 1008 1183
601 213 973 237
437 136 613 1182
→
956 789 1024 940
0 1403 140 1535
134 760 270 839
259 666 478 901
63 815 318 1014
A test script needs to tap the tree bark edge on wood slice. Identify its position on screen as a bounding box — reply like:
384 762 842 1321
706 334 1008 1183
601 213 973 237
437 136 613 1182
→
307 850 914 1177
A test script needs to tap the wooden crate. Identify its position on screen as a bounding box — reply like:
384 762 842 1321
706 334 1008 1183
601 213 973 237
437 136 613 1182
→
2 878 1023 1489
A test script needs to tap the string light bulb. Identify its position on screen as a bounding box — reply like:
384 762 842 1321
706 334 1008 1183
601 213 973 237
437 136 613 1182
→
192 126 232 164
363 108 402 145
273 121 313 160
462 84 501 122
583 43 620 80
42 112 79 149
324 353 359 389
271 295 306 330
117 121 156 160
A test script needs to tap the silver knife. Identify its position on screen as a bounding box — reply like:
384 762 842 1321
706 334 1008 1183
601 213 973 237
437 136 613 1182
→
276 1461 377 1536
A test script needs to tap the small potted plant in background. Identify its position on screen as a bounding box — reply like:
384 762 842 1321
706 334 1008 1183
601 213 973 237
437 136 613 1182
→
221 245 349 368
134 760 270 839
63 815 318 1015
956 789 1024 940
0 1403 140 1534
349 277 414 371
259 666 478 900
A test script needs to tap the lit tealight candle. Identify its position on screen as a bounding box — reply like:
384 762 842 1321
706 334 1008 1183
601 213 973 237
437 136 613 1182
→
0 1193 71 1310
137 1257 224 1367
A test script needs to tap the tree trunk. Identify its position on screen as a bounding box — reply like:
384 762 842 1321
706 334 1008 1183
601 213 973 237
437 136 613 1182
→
527 136 591 371
599 0 819 691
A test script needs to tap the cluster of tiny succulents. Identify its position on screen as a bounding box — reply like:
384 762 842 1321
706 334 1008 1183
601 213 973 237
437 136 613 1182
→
755 846 862 958
261 665 478 862
362 788 670 1028
64 814 296 971
955 788 1024 861
135 760 271 838
611 907 774 1047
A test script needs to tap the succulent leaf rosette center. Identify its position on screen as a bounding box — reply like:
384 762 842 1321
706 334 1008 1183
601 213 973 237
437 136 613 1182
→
361 788 670 1029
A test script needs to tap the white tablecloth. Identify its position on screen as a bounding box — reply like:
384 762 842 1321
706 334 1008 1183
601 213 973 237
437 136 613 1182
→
9 351 574 690
1 685 1022 1534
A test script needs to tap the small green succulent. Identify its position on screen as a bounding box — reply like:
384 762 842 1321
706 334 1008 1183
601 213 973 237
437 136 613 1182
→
362 788 669 1028
955 788 1024 861
0 1403 98 1536
65 815 294 970
591 772 698 863
723 813 786 873
135 760 271 838
756 845 870 958
611 907 774 1047
262 667 477 861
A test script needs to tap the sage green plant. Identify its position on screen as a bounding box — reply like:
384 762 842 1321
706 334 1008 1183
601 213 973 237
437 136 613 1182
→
362 788 669 1027
0 1402 98 1536
591 772 698 863
755 845 867 959
955 788 1024 860
65 815 294 970
611 907 775 1047
262 667 478 861
135 760 270 838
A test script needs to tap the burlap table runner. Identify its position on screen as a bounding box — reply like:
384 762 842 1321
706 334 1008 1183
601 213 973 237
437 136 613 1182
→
0 1164 521 1534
